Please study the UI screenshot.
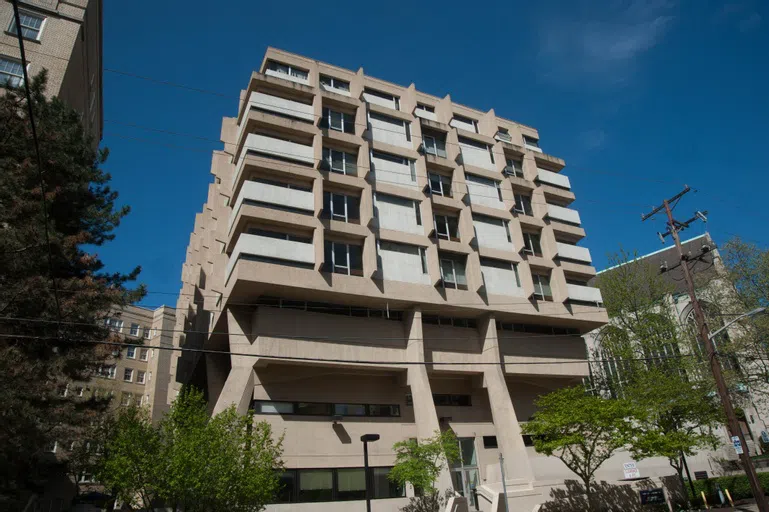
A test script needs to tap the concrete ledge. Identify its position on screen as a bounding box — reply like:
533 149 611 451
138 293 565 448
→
368 102 415 122
455 127 496 146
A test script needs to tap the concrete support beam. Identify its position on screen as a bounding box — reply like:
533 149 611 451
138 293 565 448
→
212 308 258 415
404 308 454 493
479 315 535 488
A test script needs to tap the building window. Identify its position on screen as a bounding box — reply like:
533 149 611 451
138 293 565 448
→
505 158 524 178
416 103 435 113
523 135 540 149
97 365 116 379
420 247 428 274
483 436 498 448
439 253 468 290
266 60 308 81
406 393 472 406
337 468 366 501
422 131 447 158
0 56 24 87
513 192 533 216
137 371 146 385
253 400 401 417
142 327 151 339
422 315 478 329
120 392 132 407
320 75 350 93
274 467 403 504
450 114 478 133
8 11 45 40
255 296 404 321
126 346 136 359
480 257 521 287
434 214 460 242
428 172 452 197
321 147 357 175
139 348 149 361
298 469 333 502
363 88 399 110
495 128 512 143
532 273 553 301
105 317 123 332
321 107 355 134
123 368 134 382
522 232 542 256
247 228 313 244
129 323 140 336
324 241 364 276
322 191 360 223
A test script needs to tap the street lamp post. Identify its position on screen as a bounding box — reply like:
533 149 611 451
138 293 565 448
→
361 434 380 512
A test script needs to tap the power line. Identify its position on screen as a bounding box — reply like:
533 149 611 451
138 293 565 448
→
0 332 696 368
9 0 63 325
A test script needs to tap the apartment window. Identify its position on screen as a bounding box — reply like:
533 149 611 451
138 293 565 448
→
324 241 363 276
321 107 355 134
267 60 308 81
505 158 524 178
142 327 151 339
406 393 472 407
523 135 540 148
123 368 134 382
522 232 542 256
256 296 405 321
483 436 498 448
320 74 350 92
434 214 459 242
105 317 123 332
254 400 400 417
248 228 312 244
419 247 428 274
439 253 468 290
137 371 146 385
9 11 45 40
480 257 521 287
466 173 503 202
513 192 534 216
0 57 24 87
97 365 116 379
428 172 452 197
126 346 136 359
321 147 357 175
422 315 478 329
416 103 435 113
129 323 140 336
253 177 313 192
451 114 478 133
495 127 512 143
273 467 402 504
120 392 132 407
322 191 360 223
139 348 149 361
363 88 399 110
532 273 553 301
422 131 447 158
371 151 416 183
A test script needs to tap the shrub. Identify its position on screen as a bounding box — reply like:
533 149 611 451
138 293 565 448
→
688 472 769 503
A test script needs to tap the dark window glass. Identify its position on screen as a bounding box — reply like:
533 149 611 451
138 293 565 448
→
337 468 367 501
368 404 401 417
348 196 360 220
295 402 332 416
275 471 296 502
334 404 367 416
372 467 404 499
298 469 333 502
349 244 363 272
483 436 498 448
433 394 472 406
343 112 355 134
522 434 534 447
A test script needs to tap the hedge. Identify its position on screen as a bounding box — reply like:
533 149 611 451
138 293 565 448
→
688 472 769 503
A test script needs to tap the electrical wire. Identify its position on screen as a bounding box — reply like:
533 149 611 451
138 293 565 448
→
0 332 696 367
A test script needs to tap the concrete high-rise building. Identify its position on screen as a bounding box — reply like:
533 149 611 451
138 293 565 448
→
0 0 103 140
172 47 606 511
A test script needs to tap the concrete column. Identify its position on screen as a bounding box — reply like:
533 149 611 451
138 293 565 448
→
479 315 534 487
404 308 454 493
212 308 257 415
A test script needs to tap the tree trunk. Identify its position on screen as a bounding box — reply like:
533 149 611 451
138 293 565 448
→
584 477 594 512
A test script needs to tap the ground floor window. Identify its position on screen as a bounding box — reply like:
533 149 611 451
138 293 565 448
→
272 467 404 503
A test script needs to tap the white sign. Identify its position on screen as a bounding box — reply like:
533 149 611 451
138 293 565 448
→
733 436 744 455
761 431 769 444
623 461 641 479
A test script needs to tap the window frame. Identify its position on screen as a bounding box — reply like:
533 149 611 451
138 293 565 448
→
505 157 525 178
513 192 534 216
129 323 140 336
324 240 363 276
123 368 134 382
137 370 146 385
319 74 350 93
532 273 553 301
139 348 149 361
523 135 540 148
126 346 136 359
428 172 452 197
322 147 356 175
323 191 360 223
322 107 355 134
439 255 467 289
267 60 308 81
0 56 25 88
423 133 447 158
8 10 45 41
522 232 543 257
434 214 459 242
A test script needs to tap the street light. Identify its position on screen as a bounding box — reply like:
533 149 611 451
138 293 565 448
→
709 307 767 341
360 434 380 512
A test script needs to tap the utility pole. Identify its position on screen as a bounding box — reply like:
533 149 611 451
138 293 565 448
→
642 186 768 511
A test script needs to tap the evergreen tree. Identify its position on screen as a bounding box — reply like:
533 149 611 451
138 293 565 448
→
0 72 143 507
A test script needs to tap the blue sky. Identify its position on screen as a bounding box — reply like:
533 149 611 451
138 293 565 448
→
98 0 768 308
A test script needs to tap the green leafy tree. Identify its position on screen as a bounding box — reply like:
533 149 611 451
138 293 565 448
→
593 251 723 502
97 389 284 512
389 430 460 512
522 386 633 508
0 72 143 507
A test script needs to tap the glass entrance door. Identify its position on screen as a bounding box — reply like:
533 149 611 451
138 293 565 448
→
451 437 480 510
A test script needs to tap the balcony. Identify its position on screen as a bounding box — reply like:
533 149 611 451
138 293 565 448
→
546 204 581 225
566 284 603 304
556 243 592 264
458 142 495 172
239 133 314 167
368 114 412 149
226 233 315 281
414 109 437 122
265 68 309 86
536 168 571 190
229 180 314 230
245 91 314 123
370 153 417 190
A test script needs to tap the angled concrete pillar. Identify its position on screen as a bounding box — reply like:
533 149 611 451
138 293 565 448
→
404 308 454 493
212 308 257 415
479 315 534 488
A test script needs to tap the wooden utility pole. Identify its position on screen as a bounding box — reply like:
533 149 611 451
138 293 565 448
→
642 187 768 511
